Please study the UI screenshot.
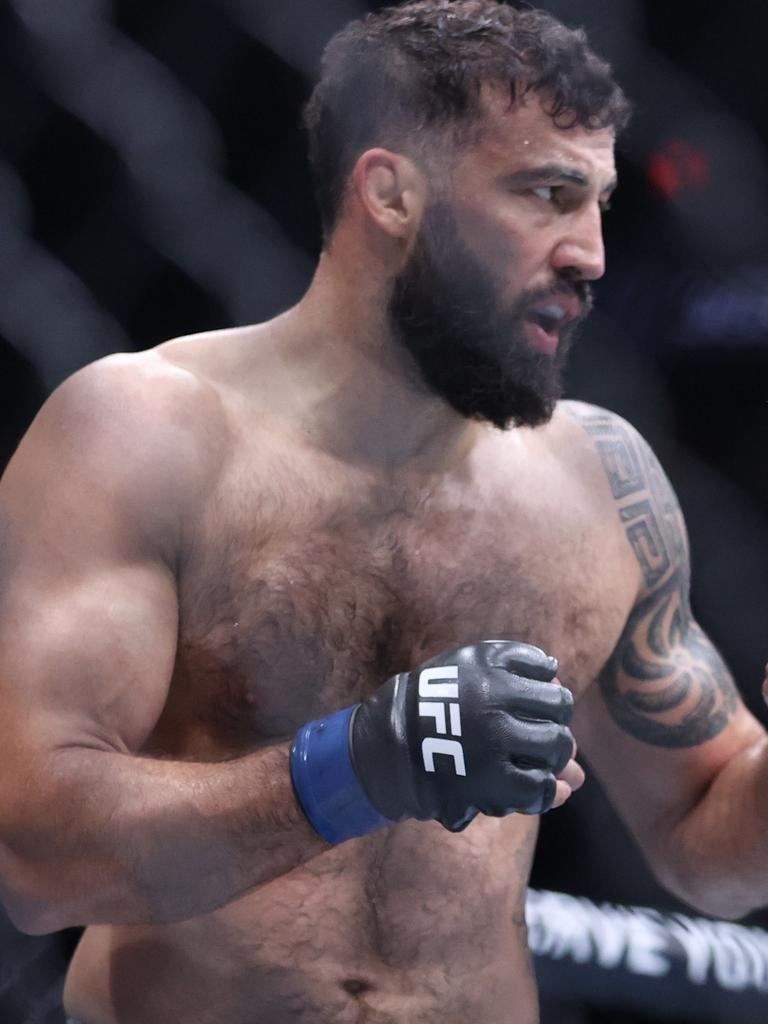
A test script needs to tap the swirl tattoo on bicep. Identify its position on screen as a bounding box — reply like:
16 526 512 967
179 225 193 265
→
568 406 738 748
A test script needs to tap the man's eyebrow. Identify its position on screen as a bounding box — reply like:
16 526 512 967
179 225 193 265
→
506 164 618 195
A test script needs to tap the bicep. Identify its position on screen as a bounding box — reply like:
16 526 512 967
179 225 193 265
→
567 402 763 843
576 616 762 848
0 361 184 762
595 575 740 751
2 561 178 757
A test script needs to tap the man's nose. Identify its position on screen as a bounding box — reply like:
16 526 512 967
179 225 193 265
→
550 204 606 282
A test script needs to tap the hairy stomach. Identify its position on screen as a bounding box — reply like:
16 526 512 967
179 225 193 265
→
65 817 539 1024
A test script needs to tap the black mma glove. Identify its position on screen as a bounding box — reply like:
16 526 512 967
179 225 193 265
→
291 640 574 843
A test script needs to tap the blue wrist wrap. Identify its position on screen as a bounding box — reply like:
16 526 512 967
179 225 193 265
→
290 705 394 844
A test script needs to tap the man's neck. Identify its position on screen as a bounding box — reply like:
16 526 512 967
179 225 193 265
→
278 254 485 474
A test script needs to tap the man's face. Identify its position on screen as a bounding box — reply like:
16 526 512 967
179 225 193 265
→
389 90 617 429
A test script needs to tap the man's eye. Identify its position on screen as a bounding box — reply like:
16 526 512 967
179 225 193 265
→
531 186 557 202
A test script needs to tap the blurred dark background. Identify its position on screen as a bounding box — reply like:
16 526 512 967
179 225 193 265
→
1 0 767 1021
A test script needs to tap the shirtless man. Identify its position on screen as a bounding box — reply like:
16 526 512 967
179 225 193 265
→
0 3 765 1023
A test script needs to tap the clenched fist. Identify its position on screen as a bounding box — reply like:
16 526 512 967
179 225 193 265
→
291 640 583 842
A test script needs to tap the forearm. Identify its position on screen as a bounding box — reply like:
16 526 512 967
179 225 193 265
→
0 741 329 933
658 735 768 919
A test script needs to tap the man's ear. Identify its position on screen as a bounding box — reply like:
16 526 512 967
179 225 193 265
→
351 148 426 238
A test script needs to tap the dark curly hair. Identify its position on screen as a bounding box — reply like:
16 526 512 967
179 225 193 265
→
304 0 630 238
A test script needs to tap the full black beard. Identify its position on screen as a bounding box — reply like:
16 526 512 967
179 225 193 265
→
389 201 590 430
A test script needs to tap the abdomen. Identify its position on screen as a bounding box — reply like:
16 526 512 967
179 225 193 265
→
65 816 538 1024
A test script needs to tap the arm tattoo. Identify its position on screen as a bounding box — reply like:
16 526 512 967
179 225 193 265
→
567 404 738 748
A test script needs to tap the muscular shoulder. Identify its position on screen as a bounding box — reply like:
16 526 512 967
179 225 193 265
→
535 400 646 510
1 350 229 563
554 398 645 469
555 399 690 600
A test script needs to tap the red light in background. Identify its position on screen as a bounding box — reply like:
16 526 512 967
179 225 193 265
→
647 139 712 200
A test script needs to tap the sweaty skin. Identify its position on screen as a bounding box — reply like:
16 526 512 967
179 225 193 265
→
61 333 634 1024
0 91 764 1024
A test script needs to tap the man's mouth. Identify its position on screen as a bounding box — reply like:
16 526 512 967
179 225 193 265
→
524 294 585 355
524 318 561 355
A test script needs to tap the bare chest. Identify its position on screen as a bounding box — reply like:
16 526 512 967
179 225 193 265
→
148 459 634 759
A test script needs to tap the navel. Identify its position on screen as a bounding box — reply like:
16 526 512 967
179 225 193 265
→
340 977 373 997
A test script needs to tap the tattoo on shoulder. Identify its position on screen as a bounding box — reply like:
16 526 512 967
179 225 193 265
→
566 404 738 749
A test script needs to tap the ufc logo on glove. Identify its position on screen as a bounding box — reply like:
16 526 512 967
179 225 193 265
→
418 666 466 776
